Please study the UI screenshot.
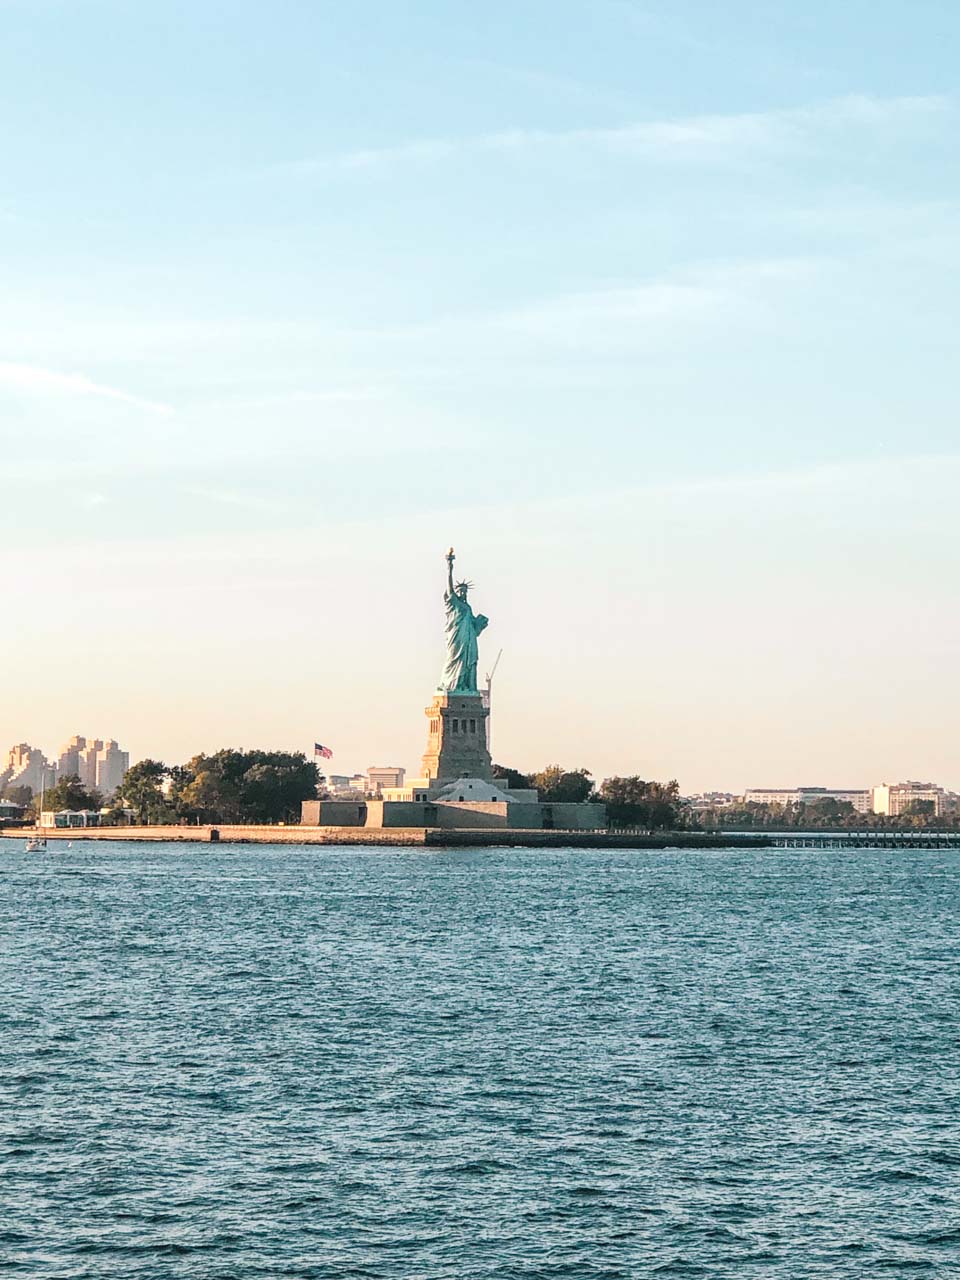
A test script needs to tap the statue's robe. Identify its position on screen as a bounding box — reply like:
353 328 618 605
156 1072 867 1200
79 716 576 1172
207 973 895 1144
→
439 590 488 693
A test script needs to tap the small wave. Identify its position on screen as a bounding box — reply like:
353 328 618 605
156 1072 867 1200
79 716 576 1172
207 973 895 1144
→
448 1159 515 1175
3 1129 65 1146
867 1168 931 1184
709 1203 764 1222
651 1260 712 1276
928 1150 960 1167
0 1230 30 1244
281 1195 332 1210
918 1226 960 1245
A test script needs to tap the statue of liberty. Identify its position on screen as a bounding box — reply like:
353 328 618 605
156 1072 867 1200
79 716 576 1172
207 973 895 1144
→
439 547 488 694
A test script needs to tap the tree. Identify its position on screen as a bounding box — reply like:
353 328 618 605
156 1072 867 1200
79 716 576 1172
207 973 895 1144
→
600 777 681 829
798 798 856 827
2 784 34 808
901 799 936 825
173 749 320 824
114 759 175 824
492 763 532 790
532 765 594 803
41 774 103 813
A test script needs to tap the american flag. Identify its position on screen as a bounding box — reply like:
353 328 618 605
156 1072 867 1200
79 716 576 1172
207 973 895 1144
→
314 743 333 760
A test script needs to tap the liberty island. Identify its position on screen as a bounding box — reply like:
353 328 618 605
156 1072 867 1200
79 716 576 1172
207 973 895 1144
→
302 548 607 832
7 545 951 848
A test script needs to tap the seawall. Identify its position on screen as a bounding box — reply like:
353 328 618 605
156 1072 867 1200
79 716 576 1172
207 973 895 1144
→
0 825 426 846
0 825 773 850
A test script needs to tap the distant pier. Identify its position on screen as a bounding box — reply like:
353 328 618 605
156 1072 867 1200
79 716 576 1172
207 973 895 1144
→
758 830 960 850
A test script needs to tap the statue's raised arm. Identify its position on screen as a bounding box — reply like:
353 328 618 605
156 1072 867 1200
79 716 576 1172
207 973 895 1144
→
438 547 488 694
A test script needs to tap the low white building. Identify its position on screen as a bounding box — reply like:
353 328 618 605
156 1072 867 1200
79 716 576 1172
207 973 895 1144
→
744 787 872 813
381 778 434 802
40 809 102 829
433 778 516 804
684 792 738 811
323 773 368 798
366 766 405 795
871 782 947 818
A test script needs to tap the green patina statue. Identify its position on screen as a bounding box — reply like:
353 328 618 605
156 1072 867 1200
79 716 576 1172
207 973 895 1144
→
439 547 489 694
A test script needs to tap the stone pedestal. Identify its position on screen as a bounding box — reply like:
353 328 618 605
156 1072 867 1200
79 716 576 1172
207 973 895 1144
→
421 692 493 784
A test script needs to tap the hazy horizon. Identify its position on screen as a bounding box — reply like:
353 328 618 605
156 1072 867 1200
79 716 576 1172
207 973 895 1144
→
2 1 958 793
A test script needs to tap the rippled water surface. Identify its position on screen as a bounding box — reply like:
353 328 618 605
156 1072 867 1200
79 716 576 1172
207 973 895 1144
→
2 842 959 1277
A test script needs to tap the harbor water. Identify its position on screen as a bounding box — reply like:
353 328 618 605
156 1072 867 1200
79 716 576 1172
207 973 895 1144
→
2 842 958 1277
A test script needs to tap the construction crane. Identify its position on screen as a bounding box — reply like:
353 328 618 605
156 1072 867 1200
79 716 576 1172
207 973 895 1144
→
484 649 503 755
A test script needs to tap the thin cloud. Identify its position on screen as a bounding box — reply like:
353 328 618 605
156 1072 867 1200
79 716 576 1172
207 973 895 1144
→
555 452 960 513
494 257 817 345
262 93 951 178
0 362 172 414
182 486 289 514
221 389 387 409
499 283 720 342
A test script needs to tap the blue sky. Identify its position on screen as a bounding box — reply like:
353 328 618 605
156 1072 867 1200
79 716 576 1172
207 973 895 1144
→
2 1 959 789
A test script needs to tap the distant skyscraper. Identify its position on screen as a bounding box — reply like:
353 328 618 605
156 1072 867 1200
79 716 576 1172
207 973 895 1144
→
95 741 129 796
56 735 129 796
0 743 52 796
57 734 88 780
78 740 104 790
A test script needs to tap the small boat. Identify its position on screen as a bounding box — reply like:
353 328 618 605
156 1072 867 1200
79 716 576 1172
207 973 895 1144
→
25 835 47 853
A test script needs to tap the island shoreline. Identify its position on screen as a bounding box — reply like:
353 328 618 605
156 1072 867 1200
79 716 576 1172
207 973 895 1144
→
0 825 771 849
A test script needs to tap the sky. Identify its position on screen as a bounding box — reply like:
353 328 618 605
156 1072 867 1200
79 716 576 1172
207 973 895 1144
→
1 0 959 792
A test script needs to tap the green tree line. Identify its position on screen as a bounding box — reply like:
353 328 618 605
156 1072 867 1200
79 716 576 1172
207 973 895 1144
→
3 752 320 826
4 754 683 829
493 763 683 829
112 750 320 825
9 758 952 832
691 797 950 830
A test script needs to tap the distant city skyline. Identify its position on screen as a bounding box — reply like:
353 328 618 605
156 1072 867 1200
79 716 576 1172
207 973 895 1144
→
6 709 960 799
6 730 957 822
1 736 130 798
2 2 958 788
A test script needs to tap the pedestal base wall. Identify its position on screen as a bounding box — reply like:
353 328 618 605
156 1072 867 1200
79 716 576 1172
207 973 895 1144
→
421 693 493 783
